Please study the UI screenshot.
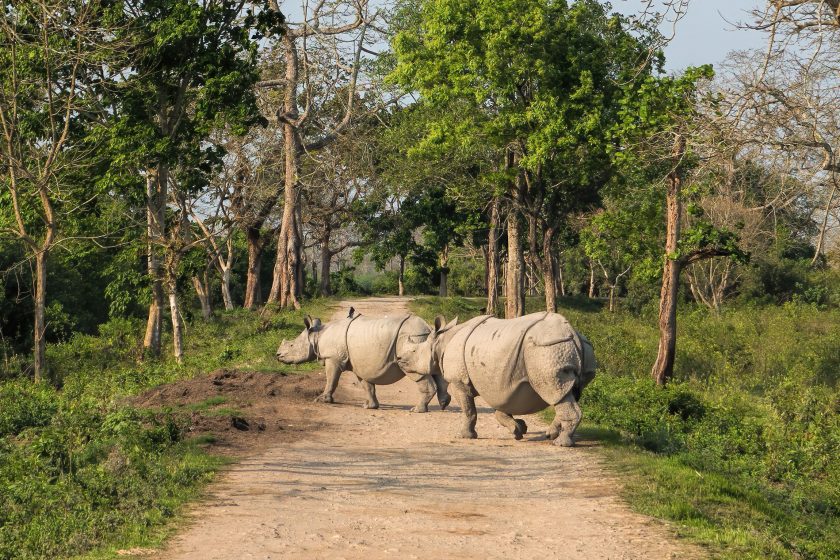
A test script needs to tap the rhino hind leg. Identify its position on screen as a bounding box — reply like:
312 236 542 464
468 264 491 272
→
359 378 380 409
411 376 436 413
432 373 451 410
314 359 341 404
449 380 478 439
494 410 526 440
548 392 582 447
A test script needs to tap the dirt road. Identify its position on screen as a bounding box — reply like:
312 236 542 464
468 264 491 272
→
154 297 702 559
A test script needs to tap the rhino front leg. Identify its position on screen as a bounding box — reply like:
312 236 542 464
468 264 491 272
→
494 411 527 440
432 373 451 410
548 392 582 447
314 359 341 404
411 376 436 413
449 380 477 439
359 378 380 409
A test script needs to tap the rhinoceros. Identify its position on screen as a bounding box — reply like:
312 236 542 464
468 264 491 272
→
276 309 450 412
398 311 596 446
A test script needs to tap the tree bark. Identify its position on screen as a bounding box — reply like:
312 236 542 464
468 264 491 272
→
439 244 449 297
144 166 166 358
588 260 596 299
542 226 557 313
486 198 500 315
812 180 836 265
320 237 332 297
398 254 405 296
33 250 48 381
651 134 687 386
506 174 526 318
167 282 184 365
244 226 263 309
192 274 212 321
267 32 302 310
557 257 566 297
220 266 233 311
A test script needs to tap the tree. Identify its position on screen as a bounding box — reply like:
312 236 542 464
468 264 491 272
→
613 66 743 385
260 0 379 309
105 0 270 360
0 0 118 380
391 0 658 317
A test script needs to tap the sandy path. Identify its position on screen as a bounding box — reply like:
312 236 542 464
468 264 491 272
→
155 297 702 560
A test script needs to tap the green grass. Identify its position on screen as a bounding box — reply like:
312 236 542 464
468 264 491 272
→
0 298 339 560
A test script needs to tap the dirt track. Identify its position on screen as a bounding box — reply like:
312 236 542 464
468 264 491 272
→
152 297 703 559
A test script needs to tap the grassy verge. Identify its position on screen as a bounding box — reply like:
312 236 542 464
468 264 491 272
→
415 296 840 560
0 298 336 560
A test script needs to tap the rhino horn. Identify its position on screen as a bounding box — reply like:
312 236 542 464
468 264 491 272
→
443 317 458 331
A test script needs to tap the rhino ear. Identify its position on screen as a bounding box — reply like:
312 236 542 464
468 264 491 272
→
303 316 312 330
312 318 322 329
443 317 458 331
433 315 446 333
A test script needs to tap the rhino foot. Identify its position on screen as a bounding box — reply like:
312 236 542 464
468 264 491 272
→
363 401 379 410
456 429 478 440
554 434 575 447
515 419 528 436
410 405 429 413
438 394 452 410
546 427 560 440
314 393 335 404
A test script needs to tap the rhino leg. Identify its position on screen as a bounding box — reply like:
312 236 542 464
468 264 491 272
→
359 378 380 409
548 392 582 447
314 359 341 404
411 376 435 413
432 373 451 410
494 410 526 440
449 380 478 439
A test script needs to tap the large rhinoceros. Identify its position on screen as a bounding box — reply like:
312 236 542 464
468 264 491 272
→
398 311 596 446
276 309 450 412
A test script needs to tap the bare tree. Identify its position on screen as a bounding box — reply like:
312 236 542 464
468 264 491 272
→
0 1 117 380
261 0 381 309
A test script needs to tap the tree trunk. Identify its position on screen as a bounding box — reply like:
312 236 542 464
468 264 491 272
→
33 249 48 381
506 176 526 318
167 281 184 365
439 244 449 297
651 134 687 386
542 226 557 313
588 260 596 299
486 198 500 315
811 180 836 265
557 257 566 297
244 226 263 309
320 237 332 297
192 275 212 321
143 166 166 358
267 33 301 310
398 255 405 296
220 267 233 311
527 214 542 297
608 285 616 312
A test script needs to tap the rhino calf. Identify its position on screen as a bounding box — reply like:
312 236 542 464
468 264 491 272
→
276 310 450 412
398 312 596 446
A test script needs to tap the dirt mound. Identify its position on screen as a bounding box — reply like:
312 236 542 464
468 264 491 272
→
132 369 324 455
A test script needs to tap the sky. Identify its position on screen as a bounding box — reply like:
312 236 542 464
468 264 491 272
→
613 1 768 71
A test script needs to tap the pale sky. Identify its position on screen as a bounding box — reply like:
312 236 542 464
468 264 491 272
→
614 1 767 71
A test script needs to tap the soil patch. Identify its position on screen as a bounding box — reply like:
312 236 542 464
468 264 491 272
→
131 369 324 455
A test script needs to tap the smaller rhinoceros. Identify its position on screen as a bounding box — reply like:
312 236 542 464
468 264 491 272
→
398 311 596 446
276 310 450 412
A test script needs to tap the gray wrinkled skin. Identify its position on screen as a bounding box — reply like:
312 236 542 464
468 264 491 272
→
398 312 596 446
276 313 450 412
